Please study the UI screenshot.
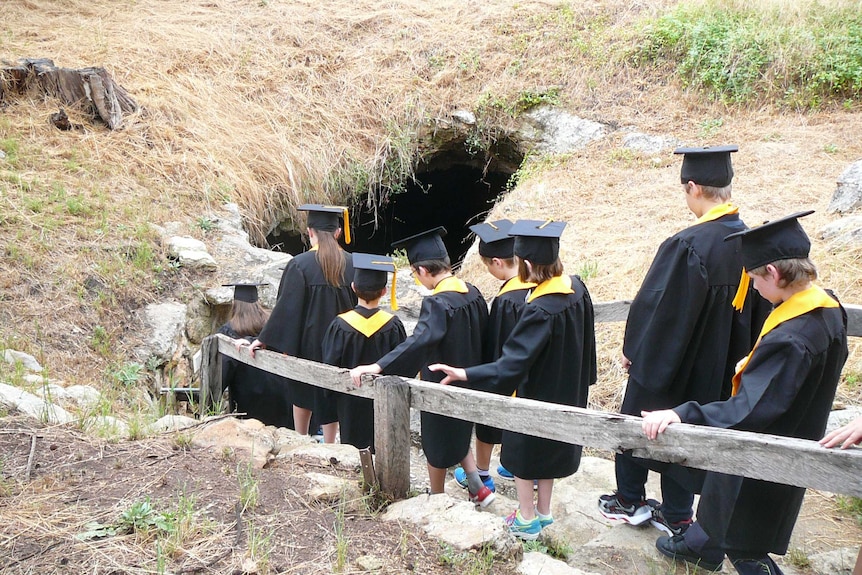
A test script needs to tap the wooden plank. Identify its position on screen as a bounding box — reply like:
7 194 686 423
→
846 303 862 337
374 376 411 499
407 381 862 498
215 335 374 399
200 336 222 414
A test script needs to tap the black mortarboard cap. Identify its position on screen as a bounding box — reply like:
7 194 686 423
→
469 219 516 259
724 210 814 270
222 282 268 303
391 226 448 264
675 145 738 188
297 204 351 244
351 253 399 310
509 219 567 265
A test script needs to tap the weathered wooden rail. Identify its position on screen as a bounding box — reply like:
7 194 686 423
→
201 300 862 500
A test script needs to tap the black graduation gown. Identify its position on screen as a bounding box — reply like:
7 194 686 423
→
620 213 769 486
321 306 407 450
257 250 356 418
477 278 534 444
466 275 597 479
675 303 847 556
218 324 295 429
375 278 489 468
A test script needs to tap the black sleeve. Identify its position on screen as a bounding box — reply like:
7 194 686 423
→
257 261 306 354
376 298 447 377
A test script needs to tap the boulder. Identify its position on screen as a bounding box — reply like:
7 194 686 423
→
828 161 862 214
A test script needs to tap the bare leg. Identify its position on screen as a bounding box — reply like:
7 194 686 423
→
475 439 494 472
428 464 447 494
322 421 339 443
535 478 554 516
293 406 312 436
460 451 478 474
515 477 537 520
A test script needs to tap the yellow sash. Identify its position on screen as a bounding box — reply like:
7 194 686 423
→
696 202 738 224
497 276 537 297
338 309 394 338
731 285 839 395
433 276 469 295
527 275 573 303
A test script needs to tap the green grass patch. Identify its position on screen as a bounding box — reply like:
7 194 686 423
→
630 0 862 107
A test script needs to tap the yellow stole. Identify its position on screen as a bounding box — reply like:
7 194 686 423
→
497 276 537 297
731 285 839 395
527 275 573 303
433 276 469 295
338 309 394 338
696 202 738 224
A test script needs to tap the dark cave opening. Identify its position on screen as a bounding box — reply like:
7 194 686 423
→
266 139 523 267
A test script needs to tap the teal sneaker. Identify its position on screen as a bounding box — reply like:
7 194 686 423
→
535 509 554 528
505 509 542 541
496 465 514 480
453 467 495 492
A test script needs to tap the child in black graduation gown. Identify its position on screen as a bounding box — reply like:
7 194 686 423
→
452 219 536 491
642 211 848 575
431 219 597 540
349 227 494 507
246 205 357 443
322 253 406 450
218 283 294 429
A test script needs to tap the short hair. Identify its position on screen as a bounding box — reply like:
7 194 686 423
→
698 183 732 202
354 287 386 303
411 257 451 276
749 257 818 289
480 255 517 268
518 257 564 284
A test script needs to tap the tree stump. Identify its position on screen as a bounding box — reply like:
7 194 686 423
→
0 58 138 129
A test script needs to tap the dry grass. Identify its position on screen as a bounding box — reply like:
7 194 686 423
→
1 0 862 407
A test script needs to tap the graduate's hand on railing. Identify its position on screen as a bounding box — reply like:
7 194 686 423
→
641 409 680 440
427 364 466 386
350 363 381 387
820 417 862 449
246 339 264 358
620 353 632 373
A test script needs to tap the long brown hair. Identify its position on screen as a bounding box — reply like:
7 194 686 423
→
229 300 270 337
314 228 347 287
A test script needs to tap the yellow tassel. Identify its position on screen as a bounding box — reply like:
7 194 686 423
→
342 208 351 244
731 268 750 312
390 268 398 311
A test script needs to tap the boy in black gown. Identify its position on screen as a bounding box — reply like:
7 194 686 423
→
349 227 494 506
322 253 406 450
600 146 768 536
642 211 848 574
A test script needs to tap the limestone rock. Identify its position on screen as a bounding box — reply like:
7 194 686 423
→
4 350 43 372
621 132 681 155
819 215 862 246
192 417 276 468
133 301 187 363
0 382 75 424
382 493 518 557
518 106 608 154
808 547 858 575
355 554 385 571
167 236 218 270
306 471 365 512
83 415 130 438
148 414 198 433
519 551 601 575
828 161 862 214
277 442 362 472
62 385 102 407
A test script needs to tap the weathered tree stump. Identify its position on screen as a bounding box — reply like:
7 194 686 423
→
0 58 138 129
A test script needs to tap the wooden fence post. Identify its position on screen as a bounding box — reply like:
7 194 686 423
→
200 335 222 415
373 375 411 500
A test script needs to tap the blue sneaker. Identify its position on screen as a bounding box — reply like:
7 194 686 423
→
496 465 514 480
535 508 554 528
453 467 495 492
505 509 542 541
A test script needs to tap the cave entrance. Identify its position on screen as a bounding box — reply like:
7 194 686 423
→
264 137 524 266
350 141 523 267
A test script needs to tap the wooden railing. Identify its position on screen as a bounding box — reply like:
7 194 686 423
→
200 300 862 499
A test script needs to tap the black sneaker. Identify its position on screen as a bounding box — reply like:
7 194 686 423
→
651 506 693 536
597 491 652 525
656 534 723 572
